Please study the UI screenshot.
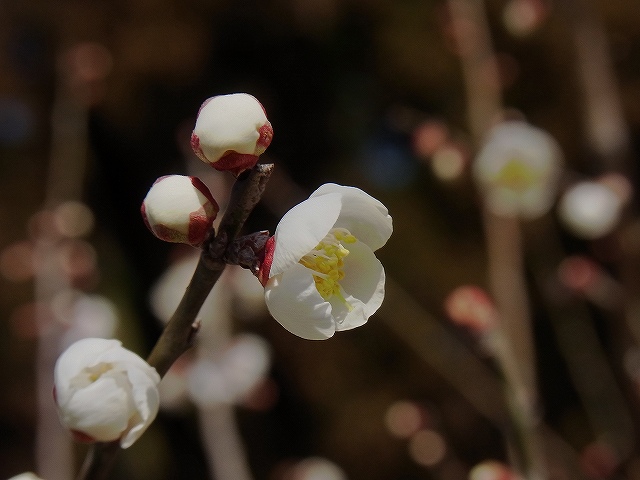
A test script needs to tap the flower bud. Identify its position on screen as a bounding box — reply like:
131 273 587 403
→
444 285 499 334
53 337 161 448
141 175 219 246
190 93 273 176
558 180 624 239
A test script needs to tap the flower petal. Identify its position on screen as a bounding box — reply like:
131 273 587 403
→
335 241 386 330
270 193 342 277
54 338 123 405
310 184 392 251
120 366 160 448
264 263 335 340
62 376 130 442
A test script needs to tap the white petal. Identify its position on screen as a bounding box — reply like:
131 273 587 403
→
54 338 123 405
264 263 335 340
310 184 392 251
270 193 342 277
335 241 386 330
62 376 130 442
120 366 160 448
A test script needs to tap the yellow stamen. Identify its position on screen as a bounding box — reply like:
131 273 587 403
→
299 228 356 310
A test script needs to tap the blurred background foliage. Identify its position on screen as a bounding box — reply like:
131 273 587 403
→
1 0 640 479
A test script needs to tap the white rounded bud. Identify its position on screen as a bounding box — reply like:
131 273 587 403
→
558 180 624 239
53 338 160 448
141 175 219 246
190 93 273 176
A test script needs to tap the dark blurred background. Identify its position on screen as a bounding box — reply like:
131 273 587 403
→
1 0 640 479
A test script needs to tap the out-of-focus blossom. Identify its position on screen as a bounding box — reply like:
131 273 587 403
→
472 121 563 219
258 183 392 340
408 429 447 467
150 254 264 331
430 142 469 181
54 338 160 448
7 473 44 480
468 460 520 480
289 457 348 480
141 175 219 246
53 291 119 348
444 285 499 334
502 0 549 37
191 93 273 176
579 441 620 479
53 201 95 238
384 400 428 439
558 180 625 239
187 334 271 406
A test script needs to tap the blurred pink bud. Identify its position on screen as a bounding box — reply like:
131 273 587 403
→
580 441 619 479
444 285 499 333
54 338 160 448
141 175 219 246
191 93 273 176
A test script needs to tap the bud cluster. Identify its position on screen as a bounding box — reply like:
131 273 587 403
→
141 93 273 247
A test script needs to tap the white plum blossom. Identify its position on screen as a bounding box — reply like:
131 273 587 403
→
53 338 160 448
141 174 219 246
191 93 273 176
473 120 563 219
258 183 392 340
558 180 625 239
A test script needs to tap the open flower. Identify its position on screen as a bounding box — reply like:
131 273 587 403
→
258 183 392 340
472 120 563 219
190 93 273 176
53 338 160 448
141 174 219 246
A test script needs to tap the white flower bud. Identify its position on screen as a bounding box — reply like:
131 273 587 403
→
53 338 160 448
141 175 219 246
190 93 273 176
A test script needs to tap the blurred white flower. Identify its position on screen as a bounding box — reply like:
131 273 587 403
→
187 334 271 406
54 338 160 448
290 457 348 480
53 290 119 349
141 175 219 246
558 180 624 239
473 121 563 219
259 183 392 340
7 473 44 480
191 93 273 176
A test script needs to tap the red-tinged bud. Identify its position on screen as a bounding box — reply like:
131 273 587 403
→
71 429 97 444
191 93 273 176
256 235 275 286
141 175 219 246
444 285 499 334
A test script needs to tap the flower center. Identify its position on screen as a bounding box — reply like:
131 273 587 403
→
496 158 541 191
299 228 356 308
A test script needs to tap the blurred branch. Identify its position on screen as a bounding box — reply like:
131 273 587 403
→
446 0 545 476
34 48 92 480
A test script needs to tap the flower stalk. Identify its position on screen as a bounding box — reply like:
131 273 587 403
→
77 163 274 480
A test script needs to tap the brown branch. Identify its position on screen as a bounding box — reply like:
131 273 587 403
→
77 162 274 480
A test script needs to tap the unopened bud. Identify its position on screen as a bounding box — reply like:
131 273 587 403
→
444 285 499 333
141 175 219 246
190 93 273 176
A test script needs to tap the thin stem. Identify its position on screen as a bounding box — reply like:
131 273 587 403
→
77 163 274 480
